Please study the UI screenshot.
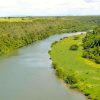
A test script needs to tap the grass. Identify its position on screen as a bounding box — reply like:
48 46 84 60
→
50 34 100 100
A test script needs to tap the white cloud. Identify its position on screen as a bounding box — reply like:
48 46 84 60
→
0 0 100 16
84 0 100 3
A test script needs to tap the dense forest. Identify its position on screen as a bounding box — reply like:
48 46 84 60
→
82 27 100 64
0 16 100 55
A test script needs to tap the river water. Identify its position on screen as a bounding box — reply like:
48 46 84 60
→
0 32 87 100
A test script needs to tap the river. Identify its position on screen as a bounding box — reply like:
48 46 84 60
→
0 32 87 100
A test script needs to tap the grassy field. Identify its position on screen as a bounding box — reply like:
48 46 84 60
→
50 34 100 100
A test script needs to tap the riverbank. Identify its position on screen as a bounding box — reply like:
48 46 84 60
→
0 16 100 56
49 34 100 100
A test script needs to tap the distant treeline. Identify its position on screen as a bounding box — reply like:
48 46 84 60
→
83 26 100 64
0 16 100 55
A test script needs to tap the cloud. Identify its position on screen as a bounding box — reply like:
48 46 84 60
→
0 0 100 16
84 0 100 3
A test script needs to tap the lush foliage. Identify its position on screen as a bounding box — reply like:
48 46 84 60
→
65 72 78 85
69 44 79 50
0 16 100 55
82 27 100 63
50 34 100 100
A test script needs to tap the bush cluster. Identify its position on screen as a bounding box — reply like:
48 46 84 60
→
69 44 79 50
82 26 100 64
52 63 78 85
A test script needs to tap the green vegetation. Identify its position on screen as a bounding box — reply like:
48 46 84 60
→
69 44 79 50
73 36 80 40
82 27 100 64
50 33 100 100
0 16 100 55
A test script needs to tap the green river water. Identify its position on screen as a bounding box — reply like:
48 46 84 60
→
0 32 87 100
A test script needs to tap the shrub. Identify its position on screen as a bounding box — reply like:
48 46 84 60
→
51 41 58 47
82 51 91 58
52 63 57 69
48 50 51 54
84 89 91 96
95 56 100 64
73 36 79 40
55 67 66 79
65 73 78 84
69 44 79 50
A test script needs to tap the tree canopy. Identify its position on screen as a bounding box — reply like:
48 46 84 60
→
82 26 100 64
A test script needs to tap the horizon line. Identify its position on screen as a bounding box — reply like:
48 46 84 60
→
0 15 100 18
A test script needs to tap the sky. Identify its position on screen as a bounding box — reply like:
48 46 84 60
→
0 0 100 17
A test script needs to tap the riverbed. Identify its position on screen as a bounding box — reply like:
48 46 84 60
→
0 32 87 100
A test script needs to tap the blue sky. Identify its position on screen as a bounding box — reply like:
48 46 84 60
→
0 0 100 16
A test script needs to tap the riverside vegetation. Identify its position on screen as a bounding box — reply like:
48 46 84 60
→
0 16 100 56
0 16 100 99
49 27 100 100
82 27 100 64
